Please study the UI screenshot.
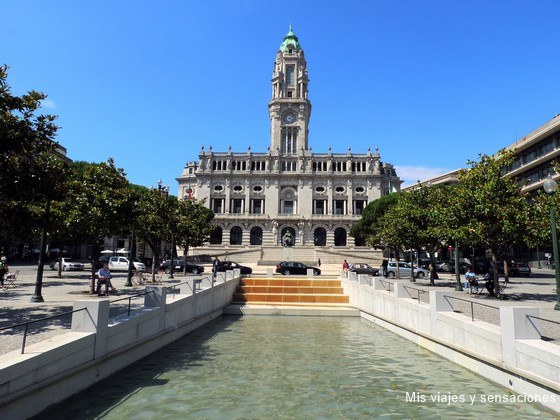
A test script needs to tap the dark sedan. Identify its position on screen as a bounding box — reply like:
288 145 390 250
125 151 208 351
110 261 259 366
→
275 261 321 276
349 263 379 276
215 261 253 275
159 259 204 274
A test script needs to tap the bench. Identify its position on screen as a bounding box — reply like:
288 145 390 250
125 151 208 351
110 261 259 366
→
3 270 19 290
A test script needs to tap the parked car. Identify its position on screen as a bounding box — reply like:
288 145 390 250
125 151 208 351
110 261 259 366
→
511 262 531 276
436 261 469 274
497 261 531 276
216 261 252 275
108 256 146 271
50 258 84 271
385 261 429 279
348 263 379 276
159 259 205 274
276 261 321 276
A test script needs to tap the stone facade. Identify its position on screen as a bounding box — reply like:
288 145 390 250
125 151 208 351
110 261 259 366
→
177 27 401 262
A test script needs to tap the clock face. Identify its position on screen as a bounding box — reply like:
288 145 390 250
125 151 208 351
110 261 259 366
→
284 113 296 124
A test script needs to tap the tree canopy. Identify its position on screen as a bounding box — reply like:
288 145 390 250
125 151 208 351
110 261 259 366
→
0 64 69 246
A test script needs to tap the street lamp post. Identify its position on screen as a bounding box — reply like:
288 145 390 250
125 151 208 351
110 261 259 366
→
454 241 463 291
410 248 415 283
543 175 560 310
125 228 135 287
31 199 50 303
154 179 173 279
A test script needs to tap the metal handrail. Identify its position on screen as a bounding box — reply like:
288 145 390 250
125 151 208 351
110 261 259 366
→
443 294 499 322
111 290 156 317
526 314 560 341
403 284 428 301
0 308 87 354
378 279 393 293
166 280 193 298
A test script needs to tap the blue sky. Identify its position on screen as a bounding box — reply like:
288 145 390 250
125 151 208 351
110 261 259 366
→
3 0 560 190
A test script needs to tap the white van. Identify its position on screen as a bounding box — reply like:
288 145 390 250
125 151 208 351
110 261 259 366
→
108 256 146 271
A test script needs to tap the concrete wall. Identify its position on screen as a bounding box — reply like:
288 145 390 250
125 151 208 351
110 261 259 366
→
0 271 240 419
343 273 560 413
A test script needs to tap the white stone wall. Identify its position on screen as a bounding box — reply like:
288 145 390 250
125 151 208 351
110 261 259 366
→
0 273 241 418
342 274 560 413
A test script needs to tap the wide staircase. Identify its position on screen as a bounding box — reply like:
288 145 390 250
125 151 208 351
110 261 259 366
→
232 275 350 305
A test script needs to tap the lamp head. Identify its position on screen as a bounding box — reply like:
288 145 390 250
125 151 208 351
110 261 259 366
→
543 174 558 195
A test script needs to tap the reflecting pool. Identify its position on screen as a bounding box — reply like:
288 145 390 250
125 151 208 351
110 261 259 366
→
39 316 555 418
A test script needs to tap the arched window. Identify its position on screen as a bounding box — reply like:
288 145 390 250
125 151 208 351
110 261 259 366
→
250 227 263 245
314 227 326 246
210 227 223 245
230 227 243 245
286 65 295 86
354 236 365 246
334 227 347 247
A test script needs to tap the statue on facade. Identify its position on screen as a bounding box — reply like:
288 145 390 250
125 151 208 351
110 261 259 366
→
282 230 293 247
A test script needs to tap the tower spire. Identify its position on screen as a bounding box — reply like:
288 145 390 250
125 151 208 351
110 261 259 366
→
279 24 301 52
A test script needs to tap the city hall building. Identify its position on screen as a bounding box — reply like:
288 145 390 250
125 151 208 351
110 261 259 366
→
177 27 401 263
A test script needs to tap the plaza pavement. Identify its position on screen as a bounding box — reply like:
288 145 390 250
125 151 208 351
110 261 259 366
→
1 263 559 355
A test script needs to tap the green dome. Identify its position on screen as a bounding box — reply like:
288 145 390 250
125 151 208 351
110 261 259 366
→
279 24 301 52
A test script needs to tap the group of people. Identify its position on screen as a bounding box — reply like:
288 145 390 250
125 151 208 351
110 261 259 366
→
464 266 496 296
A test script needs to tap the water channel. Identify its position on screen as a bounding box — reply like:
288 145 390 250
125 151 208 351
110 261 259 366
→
39 316 555 418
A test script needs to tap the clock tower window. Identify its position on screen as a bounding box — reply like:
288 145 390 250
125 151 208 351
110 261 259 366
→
286 65 295 86
281 127 298 154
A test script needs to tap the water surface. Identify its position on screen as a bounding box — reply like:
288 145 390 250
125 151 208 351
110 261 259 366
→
40 316 555 418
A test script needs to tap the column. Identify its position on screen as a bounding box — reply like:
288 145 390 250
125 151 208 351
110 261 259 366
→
71 300 110 358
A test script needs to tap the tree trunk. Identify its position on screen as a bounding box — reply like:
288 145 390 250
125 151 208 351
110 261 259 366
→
183 246 189 276
57 246 63 278
90 242 100 294
503 259 510 284
429 252 438 286
151 251 159 282
491 252 499 297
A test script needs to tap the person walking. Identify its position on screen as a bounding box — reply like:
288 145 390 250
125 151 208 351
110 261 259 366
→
212 256 220 281
317 258 321 267
381 259 389 278
342 259 349 277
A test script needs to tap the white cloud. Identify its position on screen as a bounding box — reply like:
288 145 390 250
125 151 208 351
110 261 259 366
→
40 98 56 109
395 165 456 187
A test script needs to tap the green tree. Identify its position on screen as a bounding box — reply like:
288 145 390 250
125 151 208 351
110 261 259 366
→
395 185 452 284
0 64 69 301
525 163 560 254
135 188 179 281
61 159 134 292
175 198 215 274
351 193 401 246
452 151 533 295
0 64 69 242
370 196 413 278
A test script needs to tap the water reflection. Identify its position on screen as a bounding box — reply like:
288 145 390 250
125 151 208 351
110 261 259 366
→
38 316 554 418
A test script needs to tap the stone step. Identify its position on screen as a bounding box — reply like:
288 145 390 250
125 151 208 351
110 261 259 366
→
242 278 342 287
225 304 360 316
237 285 344 294
232 292 349 304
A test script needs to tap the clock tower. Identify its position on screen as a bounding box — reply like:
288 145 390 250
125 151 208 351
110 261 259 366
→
269 25 311 155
